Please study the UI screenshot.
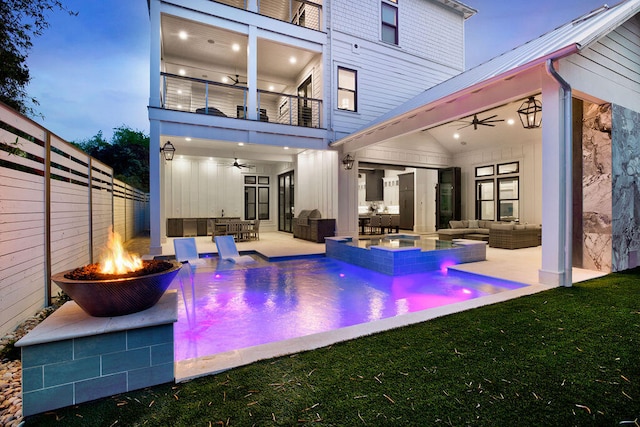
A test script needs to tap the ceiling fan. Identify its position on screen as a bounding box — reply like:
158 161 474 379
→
230 158 253 169
227 74 247 85
455 114 504 130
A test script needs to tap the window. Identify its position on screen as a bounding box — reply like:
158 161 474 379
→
381 1 398 45
476 180 494 220
337 67 357 112
498 177 519 222
474 162 520 221
244 175 270 221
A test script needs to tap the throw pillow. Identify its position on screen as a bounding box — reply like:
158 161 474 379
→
468 219 479 228
449 220 465 229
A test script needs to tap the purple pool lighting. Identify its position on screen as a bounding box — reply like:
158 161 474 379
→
170 257 526 361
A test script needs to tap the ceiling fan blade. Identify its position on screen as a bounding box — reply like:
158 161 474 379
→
457 123 473 130
480 114 498 121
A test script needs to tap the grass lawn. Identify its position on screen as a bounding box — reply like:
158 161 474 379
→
26 269 640 426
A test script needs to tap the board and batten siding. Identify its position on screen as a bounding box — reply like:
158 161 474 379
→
0 103 149 337
560 15 640 112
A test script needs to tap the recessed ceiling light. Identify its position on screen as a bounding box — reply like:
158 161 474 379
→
453 133 460 139
284 146 289 150
177 104 182 109
222 76 228 83
232 43 240 52
179 31 188 40
269 85 275 91
177 89 182 94
289 56 297 64
238 142 244 146
179 69 186 76
507 118 515 125
185 137 192 141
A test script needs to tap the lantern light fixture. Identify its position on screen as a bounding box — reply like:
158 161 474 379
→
517 96 543 129
160 141 176 161
342 154 355 170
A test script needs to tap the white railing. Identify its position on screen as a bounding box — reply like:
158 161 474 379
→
0 101 149 336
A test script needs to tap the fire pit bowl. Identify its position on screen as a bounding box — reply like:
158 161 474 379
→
51 261 182 317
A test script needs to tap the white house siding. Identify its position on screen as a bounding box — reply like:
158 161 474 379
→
560 15 640 114
328 0 465 137
296 150 339 219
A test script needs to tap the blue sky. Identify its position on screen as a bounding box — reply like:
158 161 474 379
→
25 0 610 142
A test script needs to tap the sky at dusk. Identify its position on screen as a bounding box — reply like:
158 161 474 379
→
25 0 611 142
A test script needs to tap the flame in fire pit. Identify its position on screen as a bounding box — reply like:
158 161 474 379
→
100 226 143 274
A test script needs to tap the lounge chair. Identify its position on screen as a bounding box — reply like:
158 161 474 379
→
214 235 256 264
173 237 207 266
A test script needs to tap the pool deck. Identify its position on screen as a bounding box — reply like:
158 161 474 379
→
127 232 606 381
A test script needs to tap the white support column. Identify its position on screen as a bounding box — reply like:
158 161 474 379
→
538 76 567 286
337 157 359 238
149 120 162 256
148 0 161 108
246 26 258 121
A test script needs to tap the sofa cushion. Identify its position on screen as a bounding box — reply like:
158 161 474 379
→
309 209 322 219
476 228 490 234
514 224 526 230
525 224 541 229
468 219 479 228
449 220 465 229
492 223 514 230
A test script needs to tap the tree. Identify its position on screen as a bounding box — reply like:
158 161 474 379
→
0 0 75 114
74 126 150 192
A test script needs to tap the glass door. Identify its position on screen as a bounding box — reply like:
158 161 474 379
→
278 171 294 232
297 76 312 127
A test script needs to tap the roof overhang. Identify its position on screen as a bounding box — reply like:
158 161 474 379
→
331 44 580 152
433 0 477 20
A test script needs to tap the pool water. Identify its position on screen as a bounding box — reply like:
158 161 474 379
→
170 256 525 361
354 236 457 250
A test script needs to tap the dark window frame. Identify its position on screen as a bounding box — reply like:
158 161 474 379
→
337 67 357 112
381 1 399 45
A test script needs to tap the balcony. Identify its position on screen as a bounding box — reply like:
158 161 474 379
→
212 0 323 31
162 73 323 128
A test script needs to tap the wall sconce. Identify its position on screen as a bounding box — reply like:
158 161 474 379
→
517 96 542 129
342 154 354 170
160 141 175 161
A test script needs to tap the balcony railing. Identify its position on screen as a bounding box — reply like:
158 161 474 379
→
213 0 322 31
161 73 323 129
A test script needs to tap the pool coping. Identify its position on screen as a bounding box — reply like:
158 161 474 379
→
174 278 554 382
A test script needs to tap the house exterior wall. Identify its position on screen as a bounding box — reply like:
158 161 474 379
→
329 0 466 137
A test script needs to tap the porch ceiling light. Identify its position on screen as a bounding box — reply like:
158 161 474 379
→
517 96 542 129
342 154 355 170
160 141 175 161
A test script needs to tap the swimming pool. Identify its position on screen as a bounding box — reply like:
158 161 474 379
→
170 256 526 362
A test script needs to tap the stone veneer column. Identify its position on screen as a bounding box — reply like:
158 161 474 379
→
611 104 640 271
581 102 612 271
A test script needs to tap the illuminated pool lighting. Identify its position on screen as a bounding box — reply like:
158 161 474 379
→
170 257 526 361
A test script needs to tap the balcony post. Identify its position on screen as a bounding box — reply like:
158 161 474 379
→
247 26 258 121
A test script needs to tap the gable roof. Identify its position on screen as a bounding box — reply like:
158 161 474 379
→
332 0 640 147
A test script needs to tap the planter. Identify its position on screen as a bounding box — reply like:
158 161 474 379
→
51 261 182 317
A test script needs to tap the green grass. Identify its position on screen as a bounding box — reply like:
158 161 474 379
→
27 270 640 426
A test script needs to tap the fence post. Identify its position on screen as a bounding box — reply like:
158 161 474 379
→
44 131 52 306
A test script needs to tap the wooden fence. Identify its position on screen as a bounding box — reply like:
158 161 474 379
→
0 102 149 336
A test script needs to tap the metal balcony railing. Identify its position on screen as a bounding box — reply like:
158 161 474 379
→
161 73 323 129
212 0 322 31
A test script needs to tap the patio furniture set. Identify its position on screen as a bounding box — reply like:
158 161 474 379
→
208 218 260 242
437 219 541 249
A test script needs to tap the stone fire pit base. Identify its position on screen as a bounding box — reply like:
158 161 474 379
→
15 290 178 416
